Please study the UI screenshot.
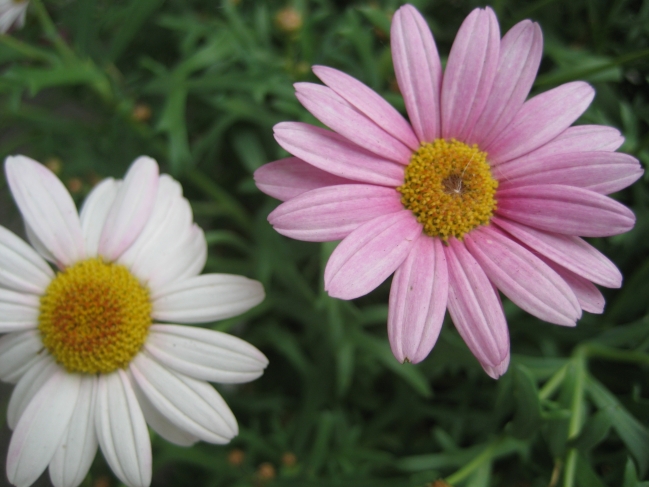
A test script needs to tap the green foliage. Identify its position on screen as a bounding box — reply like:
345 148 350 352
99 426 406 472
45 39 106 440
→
1 0 648 486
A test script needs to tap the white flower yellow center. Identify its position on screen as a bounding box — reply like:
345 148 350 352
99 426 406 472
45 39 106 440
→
397 139 498 240
38 258 152 374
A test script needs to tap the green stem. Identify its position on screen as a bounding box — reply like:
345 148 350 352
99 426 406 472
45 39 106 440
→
539 363 569 401
445 437 503 485
562 349 587 487
30 0 75 63
584 343 649 366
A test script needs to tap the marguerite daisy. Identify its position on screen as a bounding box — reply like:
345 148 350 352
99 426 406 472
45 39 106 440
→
0 155 267 487
254 4 641 378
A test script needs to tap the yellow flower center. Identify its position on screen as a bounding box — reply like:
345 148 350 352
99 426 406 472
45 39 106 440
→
38 258 152 374
397 139 498 240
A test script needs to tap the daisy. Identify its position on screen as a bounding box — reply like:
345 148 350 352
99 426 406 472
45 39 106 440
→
0 155 267 487
254 4 642 378
0 0 28 33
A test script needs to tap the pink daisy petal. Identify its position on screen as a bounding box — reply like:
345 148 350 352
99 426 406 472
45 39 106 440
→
441 7 500 141
541 258 605 314
274 122 405 185
445 239 510 378
253 157 354 201
98 156 159 261
294 83 413 164
324 211 423 300
391 4 442 142
470 20 543 146
388 236 448 364
465 226 580 326
496 184 635 237
496 151 643 194
268 184 403 242
493 217 622 288
492 125 625 169
553 125 624 152
5 155 85 267
313 65 419 150
486 82 595 164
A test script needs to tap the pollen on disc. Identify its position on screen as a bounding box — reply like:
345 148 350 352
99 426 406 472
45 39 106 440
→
397 139 498 240
38 258 152 374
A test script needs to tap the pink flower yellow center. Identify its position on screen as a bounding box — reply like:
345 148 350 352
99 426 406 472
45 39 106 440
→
38 258 152 374
397 139 498 240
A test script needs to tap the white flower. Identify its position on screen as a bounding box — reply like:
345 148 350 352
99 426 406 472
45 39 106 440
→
0 0 28 34
0 155 267 487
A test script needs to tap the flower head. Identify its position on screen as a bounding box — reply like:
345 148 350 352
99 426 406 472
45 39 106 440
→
254 4 642 378
0 155 267 487
0 0 28 34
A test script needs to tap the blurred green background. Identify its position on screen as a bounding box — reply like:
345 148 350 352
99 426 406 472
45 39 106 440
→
0 0 648 486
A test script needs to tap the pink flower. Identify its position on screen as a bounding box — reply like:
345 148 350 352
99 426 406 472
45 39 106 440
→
254 4 642 378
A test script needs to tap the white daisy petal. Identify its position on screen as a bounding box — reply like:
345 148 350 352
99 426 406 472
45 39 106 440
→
152 274 264 323
117 175 185 270
0 226 53 294
80 178 120 258
145 324 268 383
0 0 28 33
0 331 43 383
144 225 208 293
95 370 152 487
24 222 58 265
131 376 199 447
49 375 98 487
7 370 81 487
118 175 200 288
5 155 85 267
7 355 59 429
0 288 39 333
130 352 238 444
98 156 159 262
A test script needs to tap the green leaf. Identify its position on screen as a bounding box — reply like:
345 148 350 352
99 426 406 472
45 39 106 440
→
5 62 109 98
156 84 191 173
354 333 432 398
107 0 166 62
511 365 542 439
624 457 639 487
231 129 267 174
586 376 649 476
575 452 608 487
568 408 613 452
356 6 391 34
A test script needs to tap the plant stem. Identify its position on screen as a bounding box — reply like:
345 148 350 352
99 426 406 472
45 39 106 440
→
445 437 503 485
29 0 75 63
562 348 587 487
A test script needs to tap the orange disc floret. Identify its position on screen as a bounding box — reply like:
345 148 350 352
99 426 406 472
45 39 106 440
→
397 139 498 240
38 258 152 374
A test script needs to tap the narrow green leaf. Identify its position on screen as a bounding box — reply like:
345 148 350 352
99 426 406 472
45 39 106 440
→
575 452 608 487
624 457 639 487
568 408 613 452
354 334 432 398
108 0 166 62
586 376 649 476
511 365 542 439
